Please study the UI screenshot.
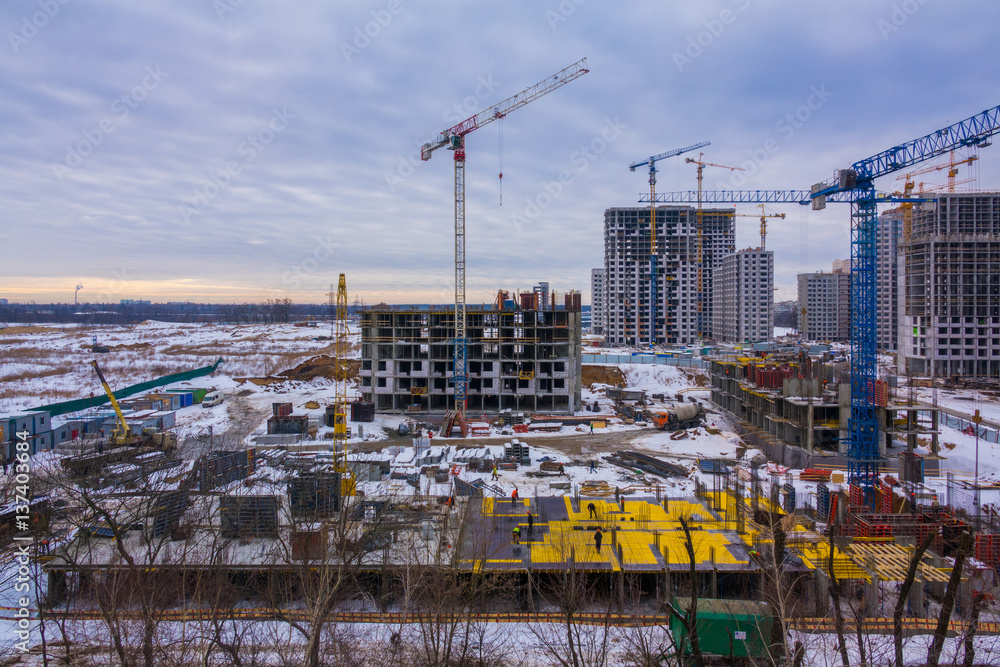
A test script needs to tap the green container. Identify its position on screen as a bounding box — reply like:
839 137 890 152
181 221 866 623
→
191 388 209 404
669 597 772 662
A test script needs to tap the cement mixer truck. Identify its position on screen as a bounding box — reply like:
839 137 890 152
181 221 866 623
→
649 403 705 431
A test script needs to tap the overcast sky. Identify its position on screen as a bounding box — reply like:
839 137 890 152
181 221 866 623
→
2 0 998 305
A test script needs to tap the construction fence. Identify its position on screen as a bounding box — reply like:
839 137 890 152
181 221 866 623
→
28 358 224 417
582 353 707 369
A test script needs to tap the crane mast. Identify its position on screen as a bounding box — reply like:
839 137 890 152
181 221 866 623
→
810 102 1000 505
684 153 743 339
332 274 349 469
629 141 709 346
421 59 589 424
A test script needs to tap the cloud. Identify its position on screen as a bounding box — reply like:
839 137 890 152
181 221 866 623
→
1 1 998 305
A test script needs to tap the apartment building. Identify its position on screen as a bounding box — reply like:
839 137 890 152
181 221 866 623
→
590 268 605 335
603 205 734 346
359 301 582 414
713 249 774 343
900 192 1000 377
797 271 851 342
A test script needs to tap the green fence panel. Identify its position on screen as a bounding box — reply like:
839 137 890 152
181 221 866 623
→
29 358 224 417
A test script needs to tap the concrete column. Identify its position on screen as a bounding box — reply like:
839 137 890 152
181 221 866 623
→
865 574 881 617
663 545 673 600
930 409 940 457
710 546 718 599
814 569 830 617
617 543 625 613
806 403 815 454
908 579 926 618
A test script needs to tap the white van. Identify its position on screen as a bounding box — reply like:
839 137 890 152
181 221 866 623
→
202 391 224 407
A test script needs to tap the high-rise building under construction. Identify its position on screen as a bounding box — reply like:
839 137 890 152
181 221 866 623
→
900 192 1000 377
602 206 734 346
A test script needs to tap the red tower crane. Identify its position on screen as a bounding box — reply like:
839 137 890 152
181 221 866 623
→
421 59 589 425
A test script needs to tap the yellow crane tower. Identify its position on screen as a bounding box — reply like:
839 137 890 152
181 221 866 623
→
733 203 785 250
684 153 744 338
332 274 349 470
91 360 131 446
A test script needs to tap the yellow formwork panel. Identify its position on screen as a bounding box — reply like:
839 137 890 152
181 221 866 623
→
797 541 871 582
532 524 618 569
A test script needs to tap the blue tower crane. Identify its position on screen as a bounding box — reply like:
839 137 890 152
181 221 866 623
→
629 141 710 347
809 103 1000 504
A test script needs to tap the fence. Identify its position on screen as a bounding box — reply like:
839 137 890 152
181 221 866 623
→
938 412 1000 443
29 358 224 417
582 353 707 369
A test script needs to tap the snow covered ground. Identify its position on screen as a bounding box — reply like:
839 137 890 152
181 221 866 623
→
0 321 355 413
3 321 999 661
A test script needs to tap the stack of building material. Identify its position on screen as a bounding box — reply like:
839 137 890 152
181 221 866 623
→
350 401 375 422
268 414 308 435
219 495 279 539
505 439 530 465
288 472 341 517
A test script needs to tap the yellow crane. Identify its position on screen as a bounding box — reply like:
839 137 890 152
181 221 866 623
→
331 273 356 498
733 203 785 250
91 360 131 446
895 149 978 194
684 153 744 338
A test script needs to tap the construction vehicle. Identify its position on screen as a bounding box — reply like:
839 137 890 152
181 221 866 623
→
649 403 705 431
90 360 177 454
92 360 131 445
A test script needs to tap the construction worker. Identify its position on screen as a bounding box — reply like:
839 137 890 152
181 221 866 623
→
589 459 596 473
587 501 597 520
527 510 534 535
512 525 521 545
589 421 594 435
594 527 603 553
491 465 498 481
511 487 518 506
614 486 621 505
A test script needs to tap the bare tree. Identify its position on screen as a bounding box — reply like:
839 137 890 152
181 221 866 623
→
662 516 705 667
893 531 936 667
826 523 850 667
927 531 972 667
41 456 197 667
268 484 396 667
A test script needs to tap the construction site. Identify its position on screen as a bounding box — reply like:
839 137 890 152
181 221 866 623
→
4 55 1000 666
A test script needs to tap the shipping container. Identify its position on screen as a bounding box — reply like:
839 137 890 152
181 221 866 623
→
152 411 177 430
30 411 51 434
29 431 54 454
670 598 772 661
1 413 34 442
164 390 195 407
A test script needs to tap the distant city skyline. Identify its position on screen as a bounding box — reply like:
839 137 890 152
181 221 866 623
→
2 2 998 305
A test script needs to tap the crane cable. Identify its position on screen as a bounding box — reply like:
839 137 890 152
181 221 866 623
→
498 116 504 206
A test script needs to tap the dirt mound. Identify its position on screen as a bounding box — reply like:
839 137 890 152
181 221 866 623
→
278 355 362 382
582 365 625 388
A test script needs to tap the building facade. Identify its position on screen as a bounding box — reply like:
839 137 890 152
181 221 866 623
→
590 268 605 335
359 303 582 414
796 271 850 342
712 249 774 343
900 192 1000 377
603 205 734 346
874 210 903 352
